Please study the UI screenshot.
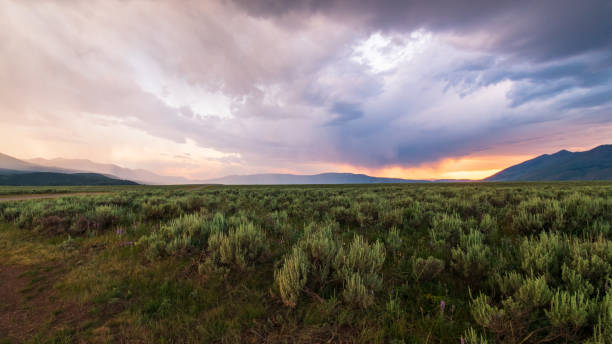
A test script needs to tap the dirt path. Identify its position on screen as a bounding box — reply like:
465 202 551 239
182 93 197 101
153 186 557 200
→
0 264 89 343
0 192 110 202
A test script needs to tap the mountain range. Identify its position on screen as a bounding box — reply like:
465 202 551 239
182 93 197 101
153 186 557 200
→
203 173 429 185
0 144 611 185
27 157 193 185
0 172 137 186
485 144 612 181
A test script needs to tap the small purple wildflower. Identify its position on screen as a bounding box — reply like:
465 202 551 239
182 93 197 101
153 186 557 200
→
440 300 446 313
429 240 433 248
460 338 465 344
116 227 124 236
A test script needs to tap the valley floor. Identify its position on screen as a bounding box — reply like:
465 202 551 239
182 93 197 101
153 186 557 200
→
0 183 610 343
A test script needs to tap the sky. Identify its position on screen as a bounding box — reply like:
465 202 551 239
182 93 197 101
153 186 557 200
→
1 0 611 180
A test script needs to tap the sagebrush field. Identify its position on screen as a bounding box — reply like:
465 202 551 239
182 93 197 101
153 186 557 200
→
0 183 611 343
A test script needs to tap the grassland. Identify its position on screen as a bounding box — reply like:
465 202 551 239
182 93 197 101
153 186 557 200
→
0 183 610 343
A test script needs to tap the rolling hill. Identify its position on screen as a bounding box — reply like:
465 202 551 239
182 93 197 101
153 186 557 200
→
485 145 612 181
0 172 138 186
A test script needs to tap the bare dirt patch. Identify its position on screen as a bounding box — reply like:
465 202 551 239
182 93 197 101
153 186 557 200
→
0 264 88 343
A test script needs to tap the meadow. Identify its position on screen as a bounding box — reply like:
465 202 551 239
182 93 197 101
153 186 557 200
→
0 182 610 343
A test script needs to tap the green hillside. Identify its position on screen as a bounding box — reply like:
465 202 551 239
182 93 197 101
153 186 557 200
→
0 172 138 186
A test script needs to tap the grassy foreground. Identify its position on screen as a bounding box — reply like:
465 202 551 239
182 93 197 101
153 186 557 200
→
0 183 611 343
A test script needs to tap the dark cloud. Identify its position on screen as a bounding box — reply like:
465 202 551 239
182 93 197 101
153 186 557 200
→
559 89 612 110
232 0 612 61
443 52 612 107
325 102 364 126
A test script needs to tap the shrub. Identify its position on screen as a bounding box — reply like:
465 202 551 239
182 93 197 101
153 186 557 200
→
513 198 563 234
1 206 20 221
38 215 66 234
205 221 268 272
546 290 592 329
342 272 373 308
138 213 225 259
71 215 92 234
298 223 338 286
429 213 464 247
494 271 524 297
451 228 491 280
385 226 402 252
334 235 386 308
412 256 444 282
479 214 497 235
380 207 403 229
589 290 611 343
514 275 553 308
519 231 568 279
564 238 612 292
92 205 119 229
470 294 505 332
463 328 490 344
275 247 310 308
471 276 553 342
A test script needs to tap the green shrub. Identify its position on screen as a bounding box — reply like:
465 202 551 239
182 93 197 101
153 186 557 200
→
138 213 225 259
298 223 338 286
520 231 568 279
334 235 386 308
430 213 464 247
385 226 402 252
564 238 612 292
463 328 490 344
494 271 524 297
93 205 120 228
514 275 553 308
470 294 505 332
589 290 612 343
412 256 444 282
451 228 491 280
546 290 592 329
479 214 497 235
204 221 268 272
275 247 310 308
342 272 373 308
513 197 563 234
380 207 403 229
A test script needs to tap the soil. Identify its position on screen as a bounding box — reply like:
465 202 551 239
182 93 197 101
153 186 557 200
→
0 263 88 343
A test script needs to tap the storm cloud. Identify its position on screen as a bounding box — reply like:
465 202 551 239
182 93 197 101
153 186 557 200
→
0 0 611 179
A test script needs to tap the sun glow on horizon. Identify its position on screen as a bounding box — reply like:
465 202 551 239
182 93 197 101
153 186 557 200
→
318 154 536 181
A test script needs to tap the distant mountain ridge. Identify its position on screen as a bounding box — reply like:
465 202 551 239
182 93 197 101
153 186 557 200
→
204 173 430 185
0 172 137 186
484 145 612 181
0 153 139 186
28 157 193 185
0 153 74 174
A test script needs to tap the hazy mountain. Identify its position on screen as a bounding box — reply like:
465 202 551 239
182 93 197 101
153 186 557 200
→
204 172 431 185
0 153 75 174
27 157 194 185
0 172 137 186
485 145 612 181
